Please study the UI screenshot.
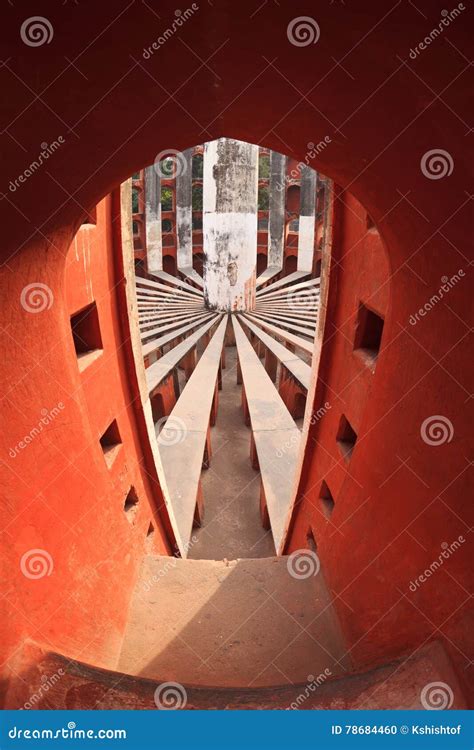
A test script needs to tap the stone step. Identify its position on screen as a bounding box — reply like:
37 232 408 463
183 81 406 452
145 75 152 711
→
117 555 351 688
5 640 467 710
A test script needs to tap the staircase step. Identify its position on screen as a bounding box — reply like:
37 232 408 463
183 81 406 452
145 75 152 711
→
117 555 351 688
5 640 467 710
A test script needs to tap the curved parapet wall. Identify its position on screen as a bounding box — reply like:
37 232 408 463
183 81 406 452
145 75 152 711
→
4 641 467 711
1 186 176 690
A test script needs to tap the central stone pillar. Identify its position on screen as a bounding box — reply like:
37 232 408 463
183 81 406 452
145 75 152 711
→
203 138 258 311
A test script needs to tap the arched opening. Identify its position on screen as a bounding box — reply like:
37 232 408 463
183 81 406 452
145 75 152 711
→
132 139 327 562
286 184 300 213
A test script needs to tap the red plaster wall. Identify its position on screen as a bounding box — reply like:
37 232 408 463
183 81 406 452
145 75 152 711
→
286 188 472 699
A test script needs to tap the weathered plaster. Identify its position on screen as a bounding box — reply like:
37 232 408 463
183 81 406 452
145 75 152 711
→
176 149 193 269
297 165 317 272
203 139 258 311
268 151 286 269
144 166 162 273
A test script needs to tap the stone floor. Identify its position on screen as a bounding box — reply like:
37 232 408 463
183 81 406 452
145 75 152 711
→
118 555 350 688
187 344 276 560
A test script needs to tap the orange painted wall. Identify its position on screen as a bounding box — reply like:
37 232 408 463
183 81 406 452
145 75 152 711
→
1 192 170 683
287 189 472 699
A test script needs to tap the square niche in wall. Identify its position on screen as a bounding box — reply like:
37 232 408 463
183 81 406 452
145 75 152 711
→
99 419 122 469
124 487 139 524
70 301 103 372
145 521 155 552
306 526 317 553
319 480 335 519
353 302 384 370
336 414 358 463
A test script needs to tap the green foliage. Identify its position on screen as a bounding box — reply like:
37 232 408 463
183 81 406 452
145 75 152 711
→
161 187 173 212
258 154 270 179
132 188 139 214
192 185 203 211
258 186 269 211
192 154 203 179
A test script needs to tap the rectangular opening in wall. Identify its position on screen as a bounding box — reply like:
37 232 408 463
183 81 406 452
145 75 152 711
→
150 391 165 424
99 419 122 469
192 153 203 179
161 186 174 212
354 303 384 370
306 526 317 553
319 480 335 519
192 215 203 231
70 301 103 372
132 187 140 215
124 487 139 524
336 414 357 462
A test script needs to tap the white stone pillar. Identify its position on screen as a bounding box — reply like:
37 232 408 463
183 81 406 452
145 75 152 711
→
145 166 162 273
297 164 317 272
176 148 193 270
203 138 258 311
268 151 286 270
